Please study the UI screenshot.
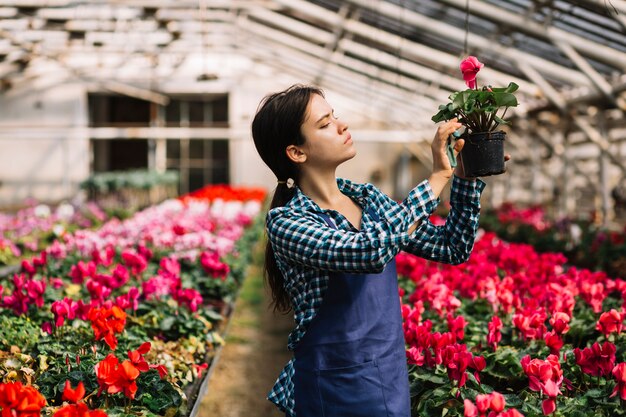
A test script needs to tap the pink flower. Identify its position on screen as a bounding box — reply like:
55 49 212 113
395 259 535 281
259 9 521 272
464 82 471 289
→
487 315 503 351
463 399 477 417
549 312 570 335
174 288 203 312
200 251 230 280
460 56 484 89
447 313 468 341
51 298 78 328
406 347 425 366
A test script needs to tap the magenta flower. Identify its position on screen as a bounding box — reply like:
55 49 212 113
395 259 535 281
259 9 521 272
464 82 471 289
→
200 251 230 280
460 56 484 89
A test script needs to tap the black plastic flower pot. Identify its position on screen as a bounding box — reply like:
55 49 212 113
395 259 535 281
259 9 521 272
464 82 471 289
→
460 130 506 177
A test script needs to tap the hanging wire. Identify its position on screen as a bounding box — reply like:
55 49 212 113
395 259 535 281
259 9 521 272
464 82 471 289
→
605 0 619 16
394 0 406 87
463 0 470 56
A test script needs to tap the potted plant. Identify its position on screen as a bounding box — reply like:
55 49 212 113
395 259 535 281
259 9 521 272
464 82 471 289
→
432 56 519 177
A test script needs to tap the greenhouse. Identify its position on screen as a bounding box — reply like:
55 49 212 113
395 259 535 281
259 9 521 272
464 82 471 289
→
0 0 625 416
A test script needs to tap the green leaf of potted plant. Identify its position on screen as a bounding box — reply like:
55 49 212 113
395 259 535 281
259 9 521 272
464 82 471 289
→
432 56 519 177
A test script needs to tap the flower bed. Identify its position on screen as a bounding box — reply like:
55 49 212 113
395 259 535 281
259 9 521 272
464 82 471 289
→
480 202 626 278
399 218 625 416
0 186 266 416
1 202 112 267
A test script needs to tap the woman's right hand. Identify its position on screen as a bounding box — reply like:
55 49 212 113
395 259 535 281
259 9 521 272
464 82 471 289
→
431 118 464 179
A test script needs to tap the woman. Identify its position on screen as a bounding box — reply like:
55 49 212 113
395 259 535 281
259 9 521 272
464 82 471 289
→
252 85 497 417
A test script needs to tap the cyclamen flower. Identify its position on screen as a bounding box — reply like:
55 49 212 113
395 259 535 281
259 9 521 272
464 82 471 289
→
121 251 148 275
127 342 151 372
573 341 616 377
69 260 97 284
95 354 140 400
543 331 563 355
447 313 468 341
0 381 47 415
460 56 484 89
520 354 563 415
596 309 624 337
549 311 570 335
611 362 626 400
487 315 503 351
512 307 547 341
200 251 230 280
115 287 140 312
88 306 127 350
464 392 518 417
62 380 85 403
51 298 78 328
174 288 203 312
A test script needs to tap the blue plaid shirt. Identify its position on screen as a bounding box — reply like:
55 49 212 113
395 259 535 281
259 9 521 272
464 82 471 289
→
265 175 486 416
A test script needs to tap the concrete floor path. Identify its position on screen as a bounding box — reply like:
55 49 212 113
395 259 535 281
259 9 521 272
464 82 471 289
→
197 241 293 417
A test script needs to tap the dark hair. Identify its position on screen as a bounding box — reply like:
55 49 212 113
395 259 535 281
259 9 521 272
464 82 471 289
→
251 84 324 314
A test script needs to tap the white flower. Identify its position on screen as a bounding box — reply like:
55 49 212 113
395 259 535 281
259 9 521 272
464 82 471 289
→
52 224 65 236
56 203 75 220
34 204 51 218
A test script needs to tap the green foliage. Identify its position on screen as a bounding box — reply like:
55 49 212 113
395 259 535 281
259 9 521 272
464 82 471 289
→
0 313 42 352
432 83 519 133
80 170 179 193
136 370 185 414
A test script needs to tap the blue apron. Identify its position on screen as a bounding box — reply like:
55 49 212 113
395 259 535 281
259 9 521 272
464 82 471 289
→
293 208 411 417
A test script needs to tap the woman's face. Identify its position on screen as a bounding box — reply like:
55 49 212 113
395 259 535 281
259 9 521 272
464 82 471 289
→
298 93 356 168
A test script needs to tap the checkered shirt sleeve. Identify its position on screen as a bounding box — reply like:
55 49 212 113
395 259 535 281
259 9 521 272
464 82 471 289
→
401 175 486 264
266 180 438 273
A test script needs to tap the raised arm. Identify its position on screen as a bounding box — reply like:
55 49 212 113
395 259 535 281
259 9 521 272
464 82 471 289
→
266 180 438 273
401 175 486 265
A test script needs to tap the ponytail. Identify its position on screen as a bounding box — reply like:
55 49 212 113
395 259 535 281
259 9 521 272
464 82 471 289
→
251 84 324 314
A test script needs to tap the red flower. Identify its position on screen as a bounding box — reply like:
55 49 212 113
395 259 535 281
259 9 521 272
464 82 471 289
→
611 362 626 400
464 399 478 417
596 309 624 337
149 364 168 379
62 380 85 403
88 306 127 350
544 331 563 355
54 403 108 417
460 56 484 89
69 261 97 284
95 354 140 400
0 381 46 416
127 342 151 372
521 355 563 415
549 312 570 335
574 341 616 377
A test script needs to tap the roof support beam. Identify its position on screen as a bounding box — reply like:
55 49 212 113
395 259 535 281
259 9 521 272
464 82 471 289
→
517 58 626 174
271 0 542 95
314 2 351 86
247 5 461 102
554 40 626 110
438 0 626 69
341 0 593 87
238 14 442 115
0 28 169 105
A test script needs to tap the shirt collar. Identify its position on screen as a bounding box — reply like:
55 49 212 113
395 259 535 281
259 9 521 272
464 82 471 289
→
286 177 368 213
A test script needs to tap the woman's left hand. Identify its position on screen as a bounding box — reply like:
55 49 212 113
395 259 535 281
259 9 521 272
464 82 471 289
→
431 119 464 179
